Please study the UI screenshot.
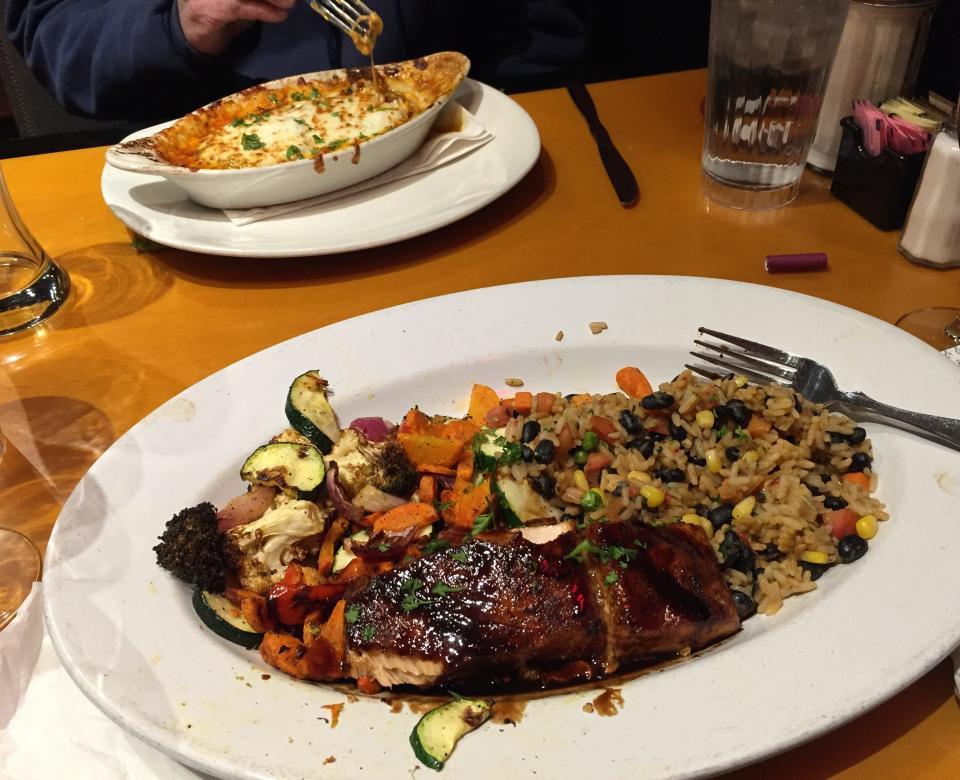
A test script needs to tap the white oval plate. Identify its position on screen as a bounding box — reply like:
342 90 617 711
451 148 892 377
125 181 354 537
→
45 277 960 779
100 80 539 257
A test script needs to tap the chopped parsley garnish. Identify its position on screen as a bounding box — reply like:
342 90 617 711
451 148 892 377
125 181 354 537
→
312 134 325 144
716 425 729 439
293 117 307 125
564 540 603 561
400 579 434 612
331 112 341 119
471 512 493 536
451 548 469 563
345 605 360 624
431 582 464 596
604 571 619 585
327 139 346 150
565 541 639 568
310 88 321 99
434 500 453 512
268 93 280 104
291 91 306 101
241 133 265 150
286 145 303 160
357 132 370 141
377 542 390 552
361 625 375 641
422 538 449 555
735 427 750 441
230 117 248 127
310 147 322 157
497 440 524 465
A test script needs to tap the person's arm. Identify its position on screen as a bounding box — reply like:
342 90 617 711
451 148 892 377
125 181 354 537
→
5 0 291 121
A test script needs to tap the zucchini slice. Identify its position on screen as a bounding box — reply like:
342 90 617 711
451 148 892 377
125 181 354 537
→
472 427 507 473
285 371 341 454
410 697 492 771
493 477 562 526
192 589 263 649
241 441 326 500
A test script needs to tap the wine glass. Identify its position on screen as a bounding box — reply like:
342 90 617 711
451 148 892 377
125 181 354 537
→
0 427 42 630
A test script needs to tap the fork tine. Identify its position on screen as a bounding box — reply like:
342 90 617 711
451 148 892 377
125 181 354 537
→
697 327 801 368
684 364 722 381
689 351 788 388
309 1 353 34
692 339 795 380
352 0 375 15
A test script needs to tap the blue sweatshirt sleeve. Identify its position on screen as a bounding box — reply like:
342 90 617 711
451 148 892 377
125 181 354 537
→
5 0 258 120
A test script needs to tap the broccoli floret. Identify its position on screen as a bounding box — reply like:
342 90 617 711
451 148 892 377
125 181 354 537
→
153 502 227 593
374 438 417 495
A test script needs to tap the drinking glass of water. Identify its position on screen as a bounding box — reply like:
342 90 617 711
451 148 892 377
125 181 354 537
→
702 0 850 210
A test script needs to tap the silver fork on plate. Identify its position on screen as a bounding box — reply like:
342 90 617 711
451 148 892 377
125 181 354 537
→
308 0 376 36
687 327 960 452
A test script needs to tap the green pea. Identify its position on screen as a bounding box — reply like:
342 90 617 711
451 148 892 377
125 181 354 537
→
581 490 603 510
573 448 589 465
582 431 600 452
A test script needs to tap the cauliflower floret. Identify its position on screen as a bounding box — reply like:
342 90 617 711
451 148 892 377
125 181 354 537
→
325 429 416 498
224 499 329 593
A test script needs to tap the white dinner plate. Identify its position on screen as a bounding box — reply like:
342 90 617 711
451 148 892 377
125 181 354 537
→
44 277 960 779
100 80 539 258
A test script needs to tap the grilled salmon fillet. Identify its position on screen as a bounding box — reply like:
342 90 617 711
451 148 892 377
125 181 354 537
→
344 524 738 689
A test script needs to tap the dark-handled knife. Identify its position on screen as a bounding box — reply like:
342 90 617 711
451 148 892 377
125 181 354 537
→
566 80 639 207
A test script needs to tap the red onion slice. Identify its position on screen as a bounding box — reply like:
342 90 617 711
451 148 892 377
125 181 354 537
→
325 462 365 523
352 484 408 512
352 527 418 561
349 417 393 442
217 485 277 532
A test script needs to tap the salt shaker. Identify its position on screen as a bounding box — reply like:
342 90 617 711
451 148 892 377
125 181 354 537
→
898 114 960 268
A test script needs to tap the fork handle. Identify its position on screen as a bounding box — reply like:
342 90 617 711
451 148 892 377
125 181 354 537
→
840 391 960 452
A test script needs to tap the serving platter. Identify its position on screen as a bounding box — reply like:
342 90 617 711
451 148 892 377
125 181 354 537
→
44 276 960 779
100 80 539 257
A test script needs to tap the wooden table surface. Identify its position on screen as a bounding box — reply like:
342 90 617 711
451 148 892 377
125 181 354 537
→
1 68 958 777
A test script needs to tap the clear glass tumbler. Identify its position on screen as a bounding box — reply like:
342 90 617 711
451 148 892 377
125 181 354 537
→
702 0 850 209
0 164 69 336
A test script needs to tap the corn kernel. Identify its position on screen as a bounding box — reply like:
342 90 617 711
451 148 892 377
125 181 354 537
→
856 514 878 540
681 514 713 537
800 550 829 565
696 410 715 429
640 485 665 508
734 375 748 388
573 470 589 492
742 450 759 465
732 495 756 519
627 470 651 483
705 448 723 473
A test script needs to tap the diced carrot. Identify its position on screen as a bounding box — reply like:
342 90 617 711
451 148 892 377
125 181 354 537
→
439 419 480 445
455 449 474 487
418 475 438 504
330 558 373 584
259 631 339 681
417 463 457 476
555 426 574 465
535 392 555 414
747 415 773 438
570 394 592 407
302 610 324 647
449 479 492 529
372 502 438 534
399 408 431 434
501 398 515 413
589 415 617 443
320 599 347 663
317 517 348 576
616 367 653 399
585 452 613 473
514 392 533 416
842 472 871 490
439 488 457 523
468 384 500 425
825 508 859 539
485 405 511 428
225 587 261 606
357 676 382 695
240 594 272 632
397 433 464 467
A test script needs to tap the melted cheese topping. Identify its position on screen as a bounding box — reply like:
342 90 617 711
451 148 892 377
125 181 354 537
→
194 86 413 169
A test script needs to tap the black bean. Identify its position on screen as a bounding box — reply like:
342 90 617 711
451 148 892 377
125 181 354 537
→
848 452 872 473
533 439 556 465
804 482 821 496
640 392 674 410
714 404 732 422
719 529 755 573
646 431 668 442
521 445 534 463
707 504 734 528
691 503 708 517
529 473 556 500
793 393 803 413
822 495 847 510
759 543 783 561
520 420 541 444
564 393 577 400
653 468 685 483
848 427 867 445
782 433 798 444
725 446 741 462
688 454 706 466
799 560 832 581
626 437 656 458
669 420 688 441
618 409 642 435
755 490 766 504
731 590 757 620
726 399 751 427
837 534 868 563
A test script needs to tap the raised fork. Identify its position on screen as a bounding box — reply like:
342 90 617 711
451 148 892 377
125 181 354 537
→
308 0 376 37
687 327 960 452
